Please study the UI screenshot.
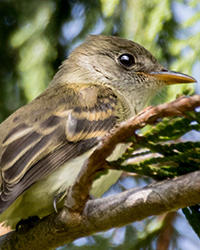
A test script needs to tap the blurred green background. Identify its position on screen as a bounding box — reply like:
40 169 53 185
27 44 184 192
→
1 0 200 249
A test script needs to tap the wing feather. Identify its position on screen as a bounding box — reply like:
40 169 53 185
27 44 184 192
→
0 84 119 214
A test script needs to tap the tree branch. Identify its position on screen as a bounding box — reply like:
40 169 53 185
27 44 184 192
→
0 171 200 250
65 95 200 212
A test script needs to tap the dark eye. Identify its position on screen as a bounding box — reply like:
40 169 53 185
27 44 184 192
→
118 54 135 67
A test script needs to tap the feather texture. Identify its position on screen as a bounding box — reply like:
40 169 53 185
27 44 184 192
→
0 83 120 215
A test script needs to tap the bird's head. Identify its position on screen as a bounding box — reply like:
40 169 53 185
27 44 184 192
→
51 35 196 114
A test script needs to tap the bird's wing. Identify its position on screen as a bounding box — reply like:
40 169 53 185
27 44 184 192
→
0 83 119 214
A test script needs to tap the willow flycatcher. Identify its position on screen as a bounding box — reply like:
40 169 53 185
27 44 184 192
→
0 35 196 228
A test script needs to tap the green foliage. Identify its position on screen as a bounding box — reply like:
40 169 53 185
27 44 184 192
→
110 110 200 180
109 109 200 242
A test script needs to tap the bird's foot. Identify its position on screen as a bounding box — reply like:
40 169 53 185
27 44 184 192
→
53 191 66 213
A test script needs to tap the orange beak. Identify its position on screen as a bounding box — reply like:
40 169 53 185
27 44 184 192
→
149 70 196 85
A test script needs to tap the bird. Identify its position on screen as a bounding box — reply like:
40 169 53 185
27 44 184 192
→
0 35 196 229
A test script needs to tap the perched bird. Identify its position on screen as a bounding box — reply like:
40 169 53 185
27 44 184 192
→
0 35 196 228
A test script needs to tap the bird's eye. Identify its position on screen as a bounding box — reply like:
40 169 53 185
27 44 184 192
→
118 54 135 68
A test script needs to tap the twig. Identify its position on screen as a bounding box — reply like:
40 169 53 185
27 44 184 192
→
65 95 200 213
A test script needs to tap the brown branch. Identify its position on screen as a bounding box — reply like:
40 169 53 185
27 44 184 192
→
156 212 177 250
65 95 200 213
0 171 200 250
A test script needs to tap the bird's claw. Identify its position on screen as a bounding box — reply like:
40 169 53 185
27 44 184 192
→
53 191 66 213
